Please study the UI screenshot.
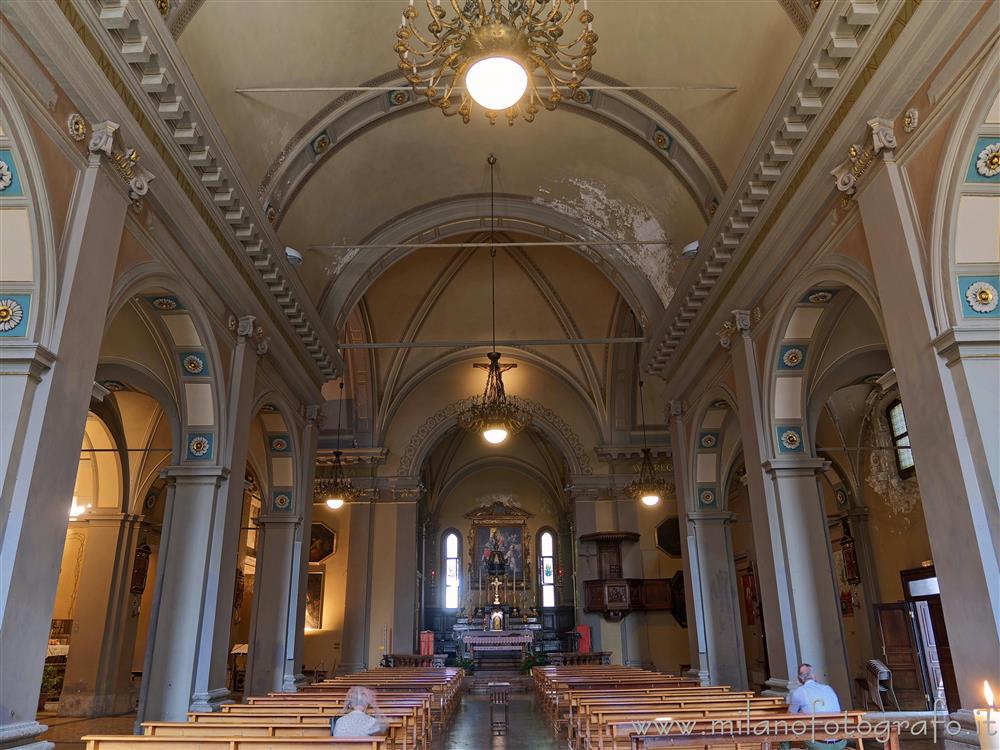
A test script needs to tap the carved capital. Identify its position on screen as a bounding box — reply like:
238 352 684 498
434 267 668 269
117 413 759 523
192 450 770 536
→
716 320 735 350
255 337 270 357
237 315 256 340
88 120 119 156
733 309 753 333
868 117 896 155
669 399 685 418
303 404 322 425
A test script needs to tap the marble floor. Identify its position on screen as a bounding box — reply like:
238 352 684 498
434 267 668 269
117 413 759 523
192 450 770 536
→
38 700 950 750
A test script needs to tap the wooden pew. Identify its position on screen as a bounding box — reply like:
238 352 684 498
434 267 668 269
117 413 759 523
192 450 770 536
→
84 736 388 750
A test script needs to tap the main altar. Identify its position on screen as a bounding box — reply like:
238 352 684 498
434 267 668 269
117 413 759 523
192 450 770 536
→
451 502 542 660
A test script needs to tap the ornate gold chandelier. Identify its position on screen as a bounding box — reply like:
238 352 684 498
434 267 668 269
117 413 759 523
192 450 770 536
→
624 339 669 507
315 382 361 509
457 155 531 443
394 0 598 125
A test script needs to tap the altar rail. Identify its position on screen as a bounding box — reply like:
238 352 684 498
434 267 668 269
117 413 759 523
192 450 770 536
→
386 654 446 668
547 652 612 666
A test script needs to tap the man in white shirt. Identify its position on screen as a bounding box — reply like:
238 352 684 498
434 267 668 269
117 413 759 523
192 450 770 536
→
782 663 847 750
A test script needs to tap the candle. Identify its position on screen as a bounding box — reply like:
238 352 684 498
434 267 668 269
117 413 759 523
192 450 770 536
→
977 681 1000 750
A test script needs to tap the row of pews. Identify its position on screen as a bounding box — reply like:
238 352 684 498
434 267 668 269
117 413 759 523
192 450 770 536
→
533 665 901 750
82 667 464 750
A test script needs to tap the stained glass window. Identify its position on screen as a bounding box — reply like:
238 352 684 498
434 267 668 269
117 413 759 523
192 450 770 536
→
539 530 556 608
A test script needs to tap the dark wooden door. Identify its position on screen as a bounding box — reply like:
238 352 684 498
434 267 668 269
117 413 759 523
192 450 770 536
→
874 603 929 709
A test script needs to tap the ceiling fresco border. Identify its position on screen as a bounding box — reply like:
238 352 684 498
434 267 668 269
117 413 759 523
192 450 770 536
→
319 194 666 336
257 69 725 229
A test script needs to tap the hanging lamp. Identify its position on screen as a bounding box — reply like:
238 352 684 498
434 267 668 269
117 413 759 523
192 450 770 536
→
456 155 530 444
317 381 360 509
624 337 669 507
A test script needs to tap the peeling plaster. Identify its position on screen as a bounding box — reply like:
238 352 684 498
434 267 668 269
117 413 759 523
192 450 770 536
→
324 246 360 278
533 178 676 308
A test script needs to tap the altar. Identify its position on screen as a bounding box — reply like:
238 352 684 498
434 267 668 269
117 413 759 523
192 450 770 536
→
458 630 534 660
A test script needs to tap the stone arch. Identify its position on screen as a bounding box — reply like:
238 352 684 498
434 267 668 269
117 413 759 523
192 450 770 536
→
251 394 300 516
397 396 593 479
321 195 664 333
763 261 885 459
0 78 58 346
928 55 1000 330
431 455 565 517
260 69 724 230
688 386 739 512
105 271 227 467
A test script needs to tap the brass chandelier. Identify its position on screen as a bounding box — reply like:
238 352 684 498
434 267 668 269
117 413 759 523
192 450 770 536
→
316 381 361 509
394 0 598 125
457 155 531 444
624 339 670 507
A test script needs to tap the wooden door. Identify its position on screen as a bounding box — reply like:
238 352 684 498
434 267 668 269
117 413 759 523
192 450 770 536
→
926 598 960 710
874 603 929 709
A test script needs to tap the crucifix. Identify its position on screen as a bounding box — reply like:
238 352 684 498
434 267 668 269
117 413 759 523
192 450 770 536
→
490 577 503 605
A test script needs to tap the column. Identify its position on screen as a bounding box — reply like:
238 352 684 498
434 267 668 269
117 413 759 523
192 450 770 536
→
688 510 748 690
245 515 299 696
729 320 799 695
730 316 849 698
568 486 605 655
192 318 260 708
58 512 144 716
280 406 319 691
670 400 711 685
857 161 1000 714
763 458 850 701
338 499 374 673
140 465 229 722
0 156 128 750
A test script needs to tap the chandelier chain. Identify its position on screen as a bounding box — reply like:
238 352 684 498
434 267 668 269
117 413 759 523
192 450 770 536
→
489 153 497 352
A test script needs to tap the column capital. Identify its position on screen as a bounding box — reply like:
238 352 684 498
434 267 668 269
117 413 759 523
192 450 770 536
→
0 342 55 381
933 327 1000 367
688 509 736 525
762 457 829 476
159 465 229 485
669 399 685 418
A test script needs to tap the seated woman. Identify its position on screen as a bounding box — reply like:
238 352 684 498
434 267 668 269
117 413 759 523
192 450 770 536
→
331 686 387 737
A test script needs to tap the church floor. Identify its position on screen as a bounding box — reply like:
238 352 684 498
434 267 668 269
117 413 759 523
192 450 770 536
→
38 703 950 750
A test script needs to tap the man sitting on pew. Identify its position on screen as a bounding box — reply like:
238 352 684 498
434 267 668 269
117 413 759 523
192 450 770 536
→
781 663 847 750
332 687 387 738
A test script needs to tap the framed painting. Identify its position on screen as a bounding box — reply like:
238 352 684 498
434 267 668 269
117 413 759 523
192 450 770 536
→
309 522 337 563
305 570 324 630
465 500 532 588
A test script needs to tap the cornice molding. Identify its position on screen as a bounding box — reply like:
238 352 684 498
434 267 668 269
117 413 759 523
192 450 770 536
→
644 0 912 375
55 0 340 379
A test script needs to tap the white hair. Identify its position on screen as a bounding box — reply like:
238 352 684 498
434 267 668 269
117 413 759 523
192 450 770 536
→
344 686 376 713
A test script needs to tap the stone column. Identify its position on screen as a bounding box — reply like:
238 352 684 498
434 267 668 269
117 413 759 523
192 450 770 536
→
58 512 144 716
857 160 1000 712
338 499 374 673
670 400 711 685
192 318 260 707
728 318 799 695
140 465 229 722
0 156 128 750
245 515 299 696
762 458 851 701
280 406 319 691
688 510 747 690
568 487 604 654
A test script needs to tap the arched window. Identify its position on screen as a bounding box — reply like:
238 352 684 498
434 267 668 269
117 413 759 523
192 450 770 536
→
443 530 461 609
886 400 915 478
538 529 556 608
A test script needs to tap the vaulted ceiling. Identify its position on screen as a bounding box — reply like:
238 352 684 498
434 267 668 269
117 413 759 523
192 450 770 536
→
170 0 803 438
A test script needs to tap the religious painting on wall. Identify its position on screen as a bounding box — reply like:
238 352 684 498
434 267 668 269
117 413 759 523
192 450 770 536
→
305 571 324 629
474 525 524 579
309 522 336 563
466 499 533 588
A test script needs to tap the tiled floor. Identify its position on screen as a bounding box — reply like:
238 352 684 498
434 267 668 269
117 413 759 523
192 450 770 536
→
38 713 137 750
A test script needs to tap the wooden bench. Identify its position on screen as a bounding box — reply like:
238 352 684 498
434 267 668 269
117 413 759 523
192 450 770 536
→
84 736 389 750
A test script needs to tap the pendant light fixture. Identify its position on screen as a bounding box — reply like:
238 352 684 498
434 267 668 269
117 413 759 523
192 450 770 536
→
317 381 360 509
457 155 530 444
625 332 669 506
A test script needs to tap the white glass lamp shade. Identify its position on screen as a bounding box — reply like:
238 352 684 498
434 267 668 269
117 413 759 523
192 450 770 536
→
465 56 528 111
482 426 509 445
640 493 661 507
326 497 345 510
